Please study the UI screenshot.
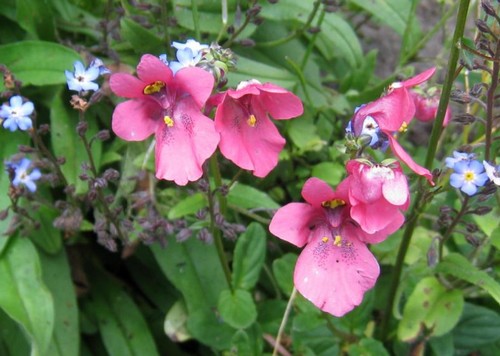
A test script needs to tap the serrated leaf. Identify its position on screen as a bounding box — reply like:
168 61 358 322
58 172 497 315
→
272 253 297 296
436 253 500 306
218 289 257 329
227 182 279 210
167 193 206 220
39 249 79 356
398 276 463 341
0 236 54 355
232 223 266 290
0 41 80 89
84 267 159 356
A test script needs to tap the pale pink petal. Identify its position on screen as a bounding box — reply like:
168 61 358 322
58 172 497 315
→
110 73 145 98
258 88 304 120
175 67 215 108
294 224 380 317
402 67 436 88
269 203 321 247
112 99 160 141
301 177 335 207
350 200 397 234
388 137 434 184
357 212 405 244
137 54 173 85
227 85 260 99
155 97 219 185
382 171 409 206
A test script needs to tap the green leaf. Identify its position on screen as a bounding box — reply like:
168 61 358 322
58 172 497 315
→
84 267 159 356
436 253 500 306
28 206 62 254
229 56 297 89
151 236 235 350
16 0 56 40
120 18 165 55
0 41 80 88
492 225 500 250
0 236 54 355
453 303 500 351
0 308 30 356
218 289 257 329
230 323 263 355
398 276 463 341
167 193 206 220
311 162 345 187
348 338 389 356
272 253 297 297
227 182 279 210
39 249 79 356
232 223 266 290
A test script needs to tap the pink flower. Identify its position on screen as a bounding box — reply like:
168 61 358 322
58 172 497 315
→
110 54 219 185
269 177 380 317
411 91 452 126
214 79 303 177
343 160 409 242
350 68 436 183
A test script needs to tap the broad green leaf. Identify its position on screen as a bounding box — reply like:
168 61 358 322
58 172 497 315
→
28 206 62 254
230 324 264 356
167 193 206 220
39 249 79 356
229 56 297 89
348 338 390 356
453 303 500 351
227 182 279 210
288 115 323 151
218 289 257 329
151 236 235 350
272 253 297 296
0 236 54 355
120 18 165 55
492 225 500 250
436 253 500 306
311 162 345 187
16 0 56 40
50 89 102 194
0 41 80 89
232 223 266 290
0 308 30 356
398 276 463 341
291 312 340 356
84 267 159 356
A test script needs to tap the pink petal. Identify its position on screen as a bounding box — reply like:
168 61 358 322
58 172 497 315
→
110 73 145 98
175 67 215 108
154 97 219 185
294 224 380 317
402 67 436 88
388 137 434 184
301 177 336 207
137 54 173 85
382 171 409 206
258 86 304 120
227 85 260 99
269 203 320 247
357 211 405 244
350 200 398 234
112 99 160 141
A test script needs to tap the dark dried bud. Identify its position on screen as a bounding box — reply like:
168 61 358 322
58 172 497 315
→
54 200 68 210
308 26 321 34
479 183 497 195
219 184 229 196
246 5 262 17
53 208 83 232
195 208 208 220
88 90 105 105
439 205 454 215
453 113 477 124
104 195 114 204
79 173 89 181
64 185 76 195
87 189 98 202
176 228 192 242
93 177 108 188
215 213 225 226
477 38 493 55
450 89 471 104
76 121 88 136
38 124 50 135
18 145 36 153
197 178 210 192
95 130 110 141
465 222 479 233
252 16 264 25
324 5 336 12
482 0 497 16
239 39 256 47
197 228 213 244
227 25 235 34
56 156 66 165
103 168 120 181
465 235 480 247
472 206 493 215
0 209 9 221
470 83 484 97
476 19 493 35
70 95 88 111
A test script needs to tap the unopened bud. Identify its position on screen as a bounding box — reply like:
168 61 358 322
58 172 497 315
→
308 26 321 34
103 168 120 181
470 83 484 97
93 177 108 188
482 0 497 17
176 228 192 242
18 145 36 153
95 130 110 141
465 235 480 247
454 113 477 124
38 124 50 135
246 5 262 17
239 39 256 47
476 19 493 35
76 121 88 136
472 206 493 215
0 209 8 221
56 156 66 165
450 90 471 104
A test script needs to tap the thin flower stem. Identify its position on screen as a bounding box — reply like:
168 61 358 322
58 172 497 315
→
439 195 470 260
380 0 471 341
272 287 297 356
160 0 172 52
227 203 271 225
222 0 258 48
485 38 500 161
209 154 227 215
300 7 325 71
191 0 201 41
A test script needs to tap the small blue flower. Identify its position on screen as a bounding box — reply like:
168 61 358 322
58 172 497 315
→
158 54 169 66
65 61 100 92
169 39 208 74
6 158 42 192
172 39 208 53
483 160 500 186
450 160 488 196
0 95 34 131
445 151 475 169
89 58 111 75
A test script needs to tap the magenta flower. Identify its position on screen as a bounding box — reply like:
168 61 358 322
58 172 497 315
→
343 160 409 241
350 68 436 183
214 79 303 177
269 177 380 317
110 54 219 185
411 91 452 126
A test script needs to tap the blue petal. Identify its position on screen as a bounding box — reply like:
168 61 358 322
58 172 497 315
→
17 117 33 131
10 95 23 108
25 180 37 193
3 118 18 131
469 160 485 174
460 182 477 196
73 61 86 75
85 66 100 81
20 101 34 116
453 161 469 174
29 169 42 181
169 61 182 74
176 48 195 65
449 173 464 189
80 81 99 92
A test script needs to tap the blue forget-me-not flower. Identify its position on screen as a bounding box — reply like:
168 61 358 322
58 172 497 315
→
449 158 488 196
0 95 34 131
169 39 208 74
65 60 106 92
483 161 500 186
6 158 42 192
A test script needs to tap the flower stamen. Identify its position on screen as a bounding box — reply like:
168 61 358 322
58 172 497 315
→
321 199 346 209
247 114 257 127
143 81 166 95
333 235 342 247
164 115 174 127
398 122 408 133
322 237 329 243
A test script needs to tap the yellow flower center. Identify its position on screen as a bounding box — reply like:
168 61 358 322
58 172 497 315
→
398 122 408 133
247 114 257 127
321 199 346 209
322 237 329 243
163 115 174 127
143 81 166 95
464 171 475 182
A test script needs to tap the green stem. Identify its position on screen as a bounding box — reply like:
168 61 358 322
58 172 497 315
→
160 0 172 51
379 0 471 341
300 7 325 70
191 0 201 40
209 154 227 215
439 195 470 260
272 287 297 356
485 38 500 162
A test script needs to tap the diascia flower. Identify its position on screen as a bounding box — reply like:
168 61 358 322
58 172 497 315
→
411 90 452 126
269 177 380 317
110 54 219 185
343 160 409 240
214 79 303 177
349 68 436 183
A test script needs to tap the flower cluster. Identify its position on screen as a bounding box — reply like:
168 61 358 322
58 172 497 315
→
0 95 34 132
109 40 303 185
446 151 489 196
270 159 409 317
